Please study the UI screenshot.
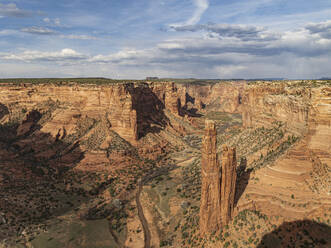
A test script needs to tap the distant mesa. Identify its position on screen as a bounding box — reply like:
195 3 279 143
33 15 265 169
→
146 77 159 80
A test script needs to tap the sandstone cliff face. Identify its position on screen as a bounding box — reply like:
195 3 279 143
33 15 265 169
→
164 83 181 115
241 83 309 135
241 81 331 194
241 82 331 159
176 82 245 113
146 82 181 115
106 84 138 144
129 82 181 139
220 145 237 227
0 82 182 145
307 86 331 166
0 84 139 143
199 120 221 235
177 84 211 111
207 82 245 113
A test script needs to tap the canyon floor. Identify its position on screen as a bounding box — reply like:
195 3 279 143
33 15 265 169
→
0 80 330 248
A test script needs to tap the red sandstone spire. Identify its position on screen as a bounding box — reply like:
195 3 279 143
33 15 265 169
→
220 144 237 227
199 120 222 234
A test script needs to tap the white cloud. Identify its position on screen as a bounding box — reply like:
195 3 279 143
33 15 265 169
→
21 26 56 35
43 17 66 27
172 23 279 41
0 29 19 36
188 0 209 25
170 0 209 28
0 49 87 62
54 18 61 26
60 34 97 40
305 20 331 39
0 20 330 79
0 3 31 18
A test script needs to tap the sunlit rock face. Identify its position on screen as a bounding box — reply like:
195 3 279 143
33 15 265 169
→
199 120 222 235
220 145 237 227
199 120 238 235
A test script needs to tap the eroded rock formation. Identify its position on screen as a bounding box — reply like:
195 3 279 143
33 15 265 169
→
177 82 245 113
199 120 221 235
241 81 331 191
220 145 237 227
0 82 183 145
200 120 237 235
241 83 309 135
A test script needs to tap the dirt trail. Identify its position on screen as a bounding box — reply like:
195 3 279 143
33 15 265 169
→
136 181 151 248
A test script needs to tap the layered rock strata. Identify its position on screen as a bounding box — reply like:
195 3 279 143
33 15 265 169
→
176 82 244 113
220 145 237 227
241 83 309 135
200 120 237 235
199 120 222 235
241 82 331 190
0 82 182 145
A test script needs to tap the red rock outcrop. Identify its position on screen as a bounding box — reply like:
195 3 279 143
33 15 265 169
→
307 86 331 166
200 121 238 235
164 83 181 115
241 81 331 195
241 81 331 165
220 145 237 227
16 110 42 136
176 81 245 113
0 83 139 143
206 82 245 113
241 83 309 135
0 81 183 145
199 120 222 235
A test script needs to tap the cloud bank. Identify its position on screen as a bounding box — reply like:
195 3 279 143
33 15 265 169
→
21 26 56 35
0 3 31 18
1 20 330 79
306 20 331 39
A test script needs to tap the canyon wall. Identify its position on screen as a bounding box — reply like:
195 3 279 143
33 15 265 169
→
0 82 181 145
307 86 331 166
241 82 331 163
241 82 331 194
241 83 309 135
176 82 245 113
0 84 138 144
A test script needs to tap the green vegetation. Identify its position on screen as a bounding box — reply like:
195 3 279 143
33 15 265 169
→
247 79 331 88
217 122 300 170
31 219 117 248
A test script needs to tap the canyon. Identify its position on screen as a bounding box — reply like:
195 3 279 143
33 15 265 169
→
0 79 330 247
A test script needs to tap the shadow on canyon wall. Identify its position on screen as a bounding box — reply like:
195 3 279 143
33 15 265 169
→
131 84 170 139
129 86 204 139
180 92 203 117
0 103 9 120
234 157 252 207
0 108 91 240
257 220 331 248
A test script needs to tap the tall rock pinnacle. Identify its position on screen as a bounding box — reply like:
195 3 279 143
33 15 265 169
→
220 144 237 227
199 120 237 235
199 120 222 235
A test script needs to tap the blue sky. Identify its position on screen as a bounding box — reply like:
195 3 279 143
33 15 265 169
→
0 0 330 79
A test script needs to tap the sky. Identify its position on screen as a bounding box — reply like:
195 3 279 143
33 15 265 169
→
0 0 330 79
